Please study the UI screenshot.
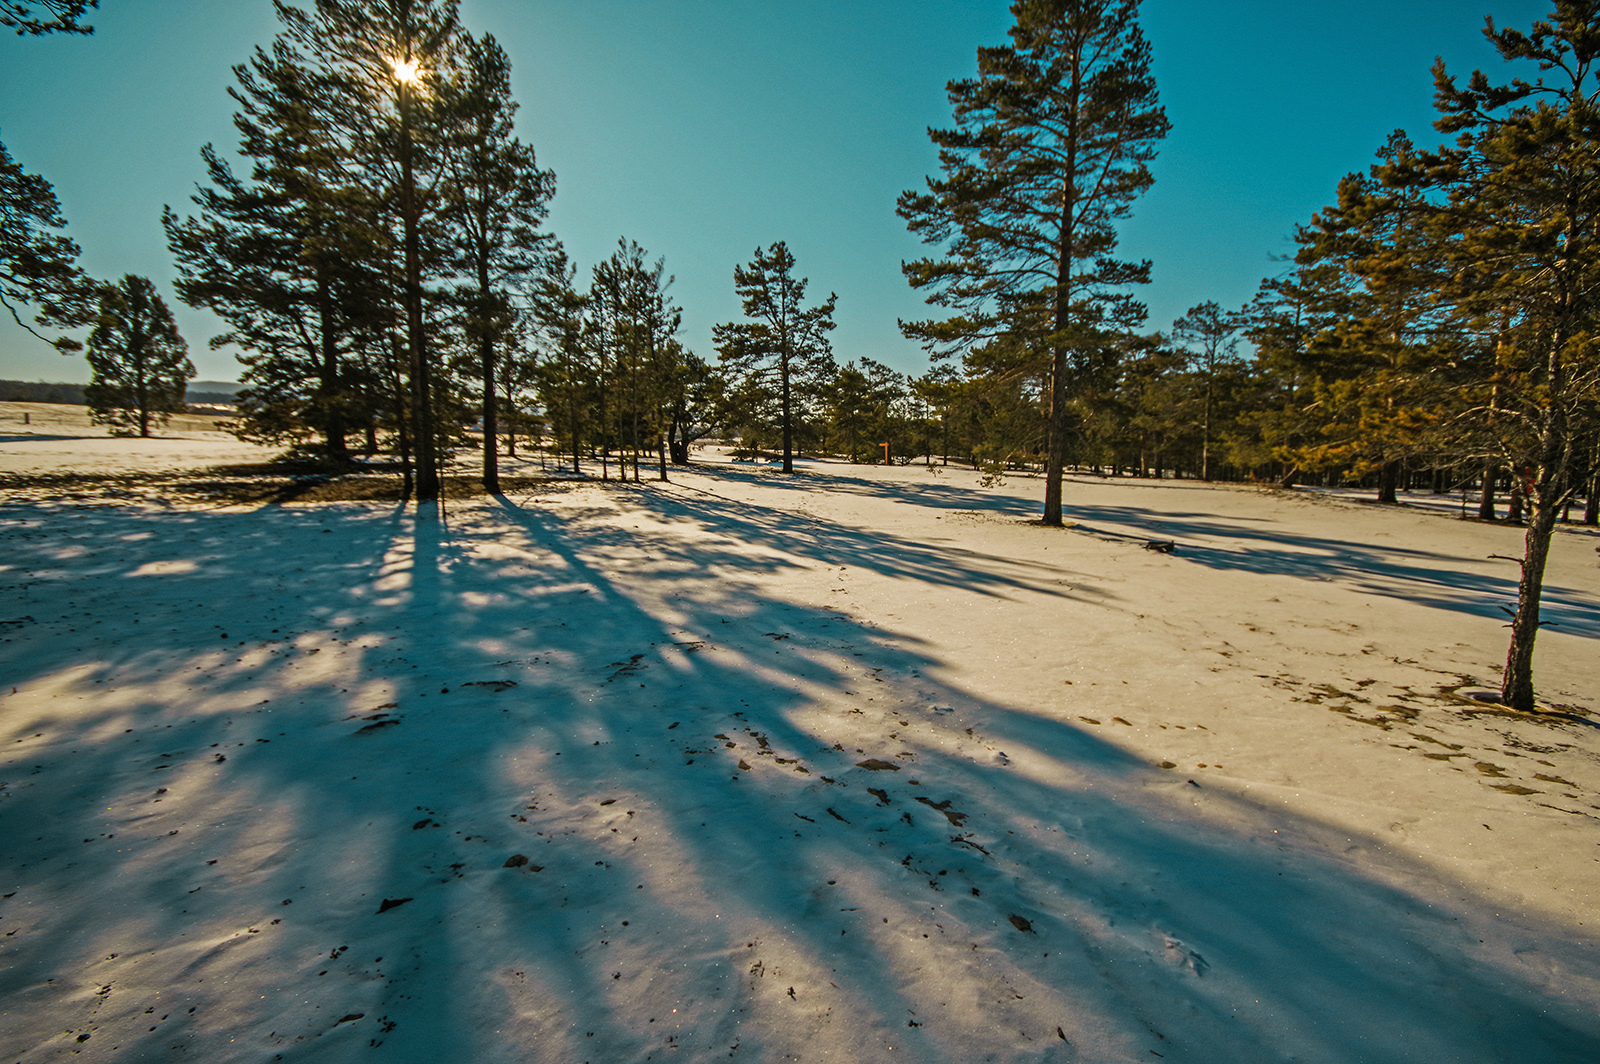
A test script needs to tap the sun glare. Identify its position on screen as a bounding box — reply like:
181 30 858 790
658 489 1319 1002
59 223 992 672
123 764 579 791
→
389 56 421 85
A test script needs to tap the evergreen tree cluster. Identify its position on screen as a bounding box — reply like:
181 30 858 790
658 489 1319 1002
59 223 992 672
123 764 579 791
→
902 0 1599 709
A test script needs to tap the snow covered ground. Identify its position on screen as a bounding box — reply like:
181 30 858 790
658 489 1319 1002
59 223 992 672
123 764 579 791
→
1 436 1597 1063
0 402 269 476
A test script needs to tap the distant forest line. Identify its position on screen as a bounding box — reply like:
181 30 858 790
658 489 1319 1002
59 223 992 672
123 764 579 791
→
0 380 238 407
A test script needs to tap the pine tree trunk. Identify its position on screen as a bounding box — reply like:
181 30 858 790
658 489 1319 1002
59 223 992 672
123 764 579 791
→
481 329 499 494
395 367 414 498
1377 461 1399 504
1585 471 1598 525
780 349 794 474
1501 493 1561 711
399 82 438 503
1507 474 1525 524
1477 464 1497 520
316 273 348 462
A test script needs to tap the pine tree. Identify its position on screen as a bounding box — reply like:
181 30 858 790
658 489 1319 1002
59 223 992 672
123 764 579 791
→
714 241 836 474
529 251 592 473
83 275 194 437
1412 3 1600 710
1169 301 1242 482
1293 132 1473 503
168 0 488 496
442 31 557 494
587 239 682 481
899 0 1169 525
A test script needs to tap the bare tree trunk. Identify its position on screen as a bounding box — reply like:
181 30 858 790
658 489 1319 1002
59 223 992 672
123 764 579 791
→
1477 463 1497 521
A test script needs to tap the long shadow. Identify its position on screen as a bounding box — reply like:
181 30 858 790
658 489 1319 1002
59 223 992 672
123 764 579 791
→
0 489 1596 1063
684 464 1600 636
1049 499 1600 638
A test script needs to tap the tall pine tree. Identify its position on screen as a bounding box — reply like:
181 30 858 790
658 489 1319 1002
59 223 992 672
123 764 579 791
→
441 31 557 494
899 0 1169 525
1416 3 1600 710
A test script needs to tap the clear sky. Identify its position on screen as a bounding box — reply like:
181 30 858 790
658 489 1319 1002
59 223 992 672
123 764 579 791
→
0 0 1551 385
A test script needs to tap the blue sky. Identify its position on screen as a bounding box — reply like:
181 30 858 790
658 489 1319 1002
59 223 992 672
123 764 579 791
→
0 0 1549 384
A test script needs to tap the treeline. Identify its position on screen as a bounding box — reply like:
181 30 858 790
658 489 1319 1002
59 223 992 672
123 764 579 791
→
0 380 87 405
154 2 944 490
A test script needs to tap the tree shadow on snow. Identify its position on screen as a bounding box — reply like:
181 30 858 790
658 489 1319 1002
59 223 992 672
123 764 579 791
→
0 490 1595 1064
1051 500 1600 639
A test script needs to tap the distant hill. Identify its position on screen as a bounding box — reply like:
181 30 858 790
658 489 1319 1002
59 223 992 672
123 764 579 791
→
0 380 242 407
0 380 86 404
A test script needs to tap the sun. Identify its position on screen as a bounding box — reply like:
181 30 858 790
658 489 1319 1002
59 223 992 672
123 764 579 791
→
388 56 421 85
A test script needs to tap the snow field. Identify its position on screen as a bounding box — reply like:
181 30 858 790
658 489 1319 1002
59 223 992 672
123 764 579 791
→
0 447 1597 1063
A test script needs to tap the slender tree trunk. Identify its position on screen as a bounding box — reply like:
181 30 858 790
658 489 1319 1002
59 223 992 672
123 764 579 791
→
780 349 794 474
503 374 517 459
1042 56 1083 528
570 382 581 475
399 80 438 503
478 314 499 497
1478 463 1497 520
316 273 348 461
393 358 414 498
1585 469 1598 526
481 332 498 493
1507 474 1525 524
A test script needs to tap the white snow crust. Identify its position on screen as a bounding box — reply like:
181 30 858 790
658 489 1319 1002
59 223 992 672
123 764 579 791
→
1 434 1597 1063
